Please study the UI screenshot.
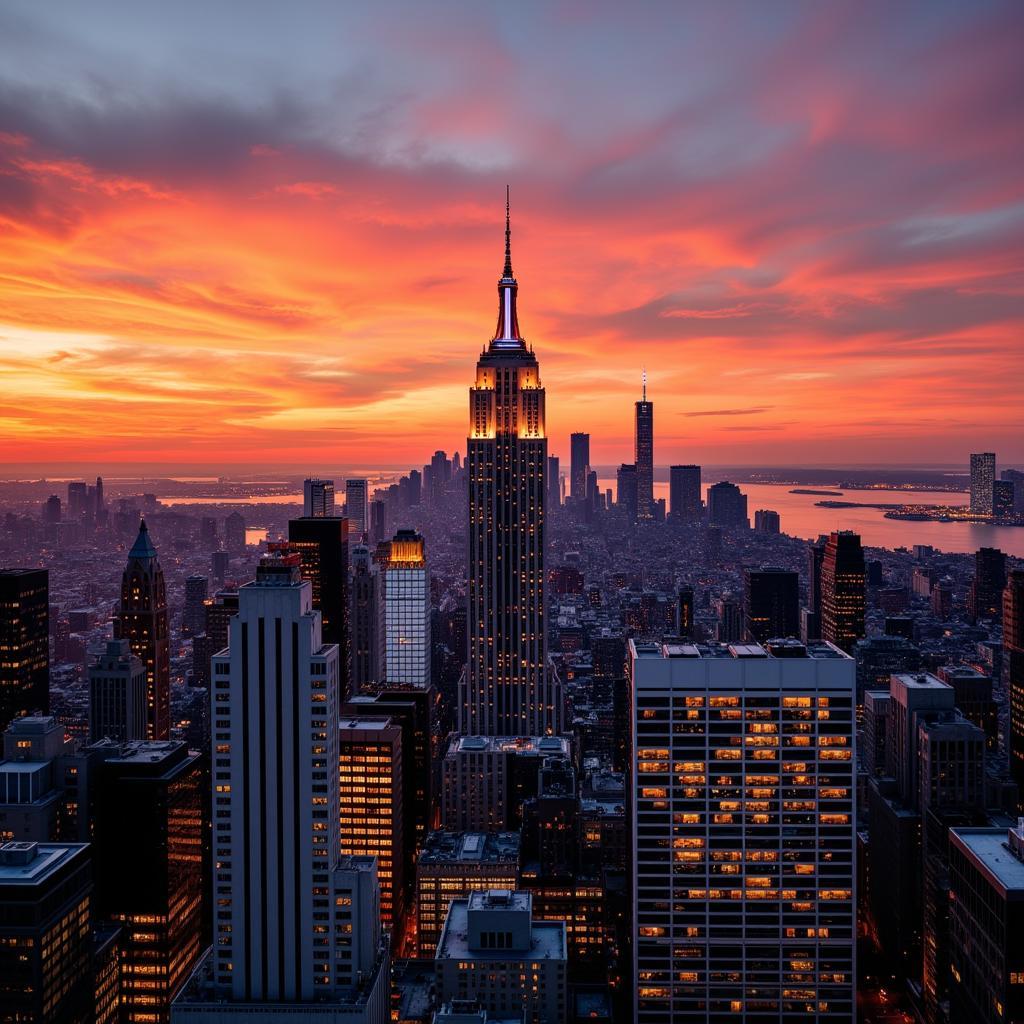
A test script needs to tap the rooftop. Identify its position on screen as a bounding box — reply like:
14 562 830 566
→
952 827 1024 895
419 830 521 866
0 841 88 885
451 735 570 756
437 893 566 963
891 672 950 691
632 639 850 661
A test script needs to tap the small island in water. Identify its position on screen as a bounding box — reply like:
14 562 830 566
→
790 488 844 497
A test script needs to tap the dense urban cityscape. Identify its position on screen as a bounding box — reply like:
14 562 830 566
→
0 202 1023 1024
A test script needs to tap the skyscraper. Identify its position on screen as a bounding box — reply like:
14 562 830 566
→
0 569 49 733
346 478 369 540
191 550 388 1016
181 574 208 638
349 544 380 695
819 531 866 653
743 566 799 642
1006 569 1024 799
461 192 560 737
224 511 246 555
630 638 856 1021
706 480 748 527
114 521 170 740
635 372 654 519
95 741 204 1023
546 454 560 509
377 529 430 689
89 638 147 743
970 452 996 515
302 476 335 517
969 546 1007 620
616 463 638 522
669 465 701 520
287 516 349 689
570 432 590 501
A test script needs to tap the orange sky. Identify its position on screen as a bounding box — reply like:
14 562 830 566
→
1 2 1022 470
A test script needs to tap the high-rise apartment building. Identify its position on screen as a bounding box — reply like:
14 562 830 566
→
819 531 865 653
95 741 204 1024
743 567 799 643
630 639 856 1022
753 509 781 533
288 517 349 689
114 521 170 740
970 452 996 516
88 638 147 743
669 465 701 520
338 716 404 935
303 477 335 518
181 551 388 1020
635 375 654 520
570 432 590 501
0 569 49 733
461 196 560 737
346 478 369 540
377 530 430 689
0 840 94 1024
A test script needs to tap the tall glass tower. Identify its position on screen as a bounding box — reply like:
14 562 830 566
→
461 191 561 737
635 372 654 519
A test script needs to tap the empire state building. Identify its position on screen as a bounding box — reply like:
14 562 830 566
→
460 193 562 737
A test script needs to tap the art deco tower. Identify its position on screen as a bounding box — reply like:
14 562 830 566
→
115 520 170 740
461 191 561 737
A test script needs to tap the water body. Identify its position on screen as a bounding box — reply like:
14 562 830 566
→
597 480 1024 558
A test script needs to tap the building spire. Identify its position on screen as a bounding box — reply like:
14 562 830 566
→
503 184 513 279
642 367 647 402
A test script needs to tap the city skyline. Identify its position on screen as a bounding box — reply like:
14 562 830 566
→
2 2 1023 469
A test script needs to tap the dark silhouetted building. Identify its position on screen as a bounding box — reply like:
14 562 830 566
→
1006 570 1024 800
743 567 799 642
302 476 335 518
635 376 653 520
223 511 246 555
349 544 380 696
820 531 865 653
0 569 49 733
88 638 147 743
616 464 638 523
570 433 590 502
970 547 1007 621
669 465 701 520
706 481 748 528
181 575 207 639
114 522 170 740
753 508 780 533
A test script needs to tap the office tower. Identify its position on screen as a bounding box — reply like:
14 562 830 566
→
669 465 701 520
349 545 380 695
994 478 1015 517
547 455 560 509
210 550 230 587
930 579 953 619
182 575 208 638
406 469 422 506
95 742 203 1023
616 463 638 522
862 689 891 776
114 521 170 740
630 639 856 1022
0 716 71 841
416 832 520 957
676 587 694 638
936 665 999 752
570 432 590 501
969 547 1007 620
303 476 335 518
705 480 748 527
345 478 369 539
191 588 238 689
1006 570 1024 797
43 494 61 524
442 735 570 832
88 638 146 743
224 511 246 555
369 499 386 545
461 196 560 738
67 481 88 521
586 469 600 511
377 530 430 689
435 890 567 1024
0 569 49 732
948 823 1024 1023
288 517 349 693
0 840 94 1023
185 550 388 1019
1003 468 1024 512
199 516 218 550
853 635 921 707
338 717 404 934
743 567 799 643
806 536 826 621
970 452 996 515
819 531 865 653
635 373 654 519
713 596 742 642
753 509 780 533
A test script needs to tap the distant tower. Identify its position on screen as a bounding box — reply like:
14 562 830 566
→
349 545 380 696
970 453 996 516
89 638 147 743
669 465 701 519
616 463 638 523
302 477 335 518
224 511 246 555
635 370 654 519
114 520 170 740
346 479 369 539
570 433 590 501
820 530 866 653
377 530 430 690
181 575 208 638
461 189 561 737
